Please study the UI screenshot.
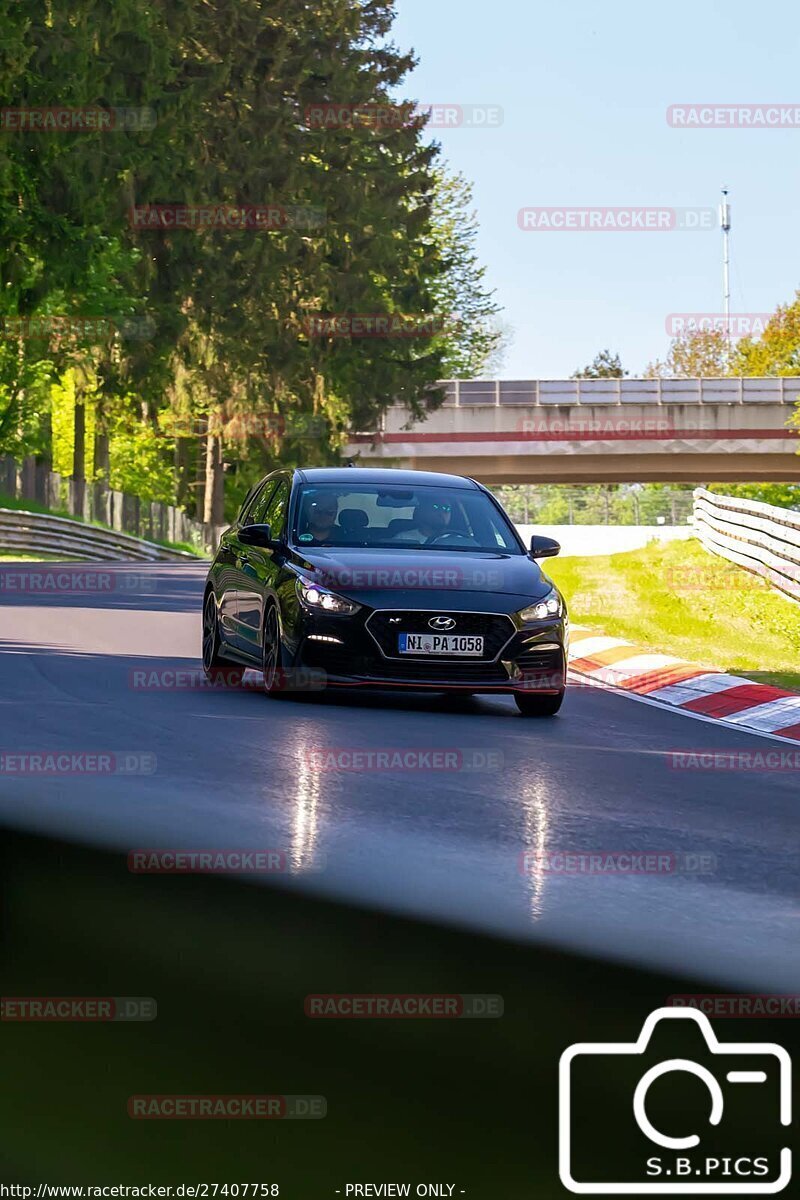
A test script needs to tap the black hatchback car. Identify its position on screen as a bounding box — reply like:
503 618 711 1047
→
202 467 568 715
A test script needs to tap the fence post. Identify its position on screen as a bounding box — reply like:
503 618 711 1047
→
120 493 137 535
110 490 124 532
93 480 110 527
154 502 167 543
0 455 16 498
46 471 60 512
69 478 86 519
34 459 49 505
21 456 36 500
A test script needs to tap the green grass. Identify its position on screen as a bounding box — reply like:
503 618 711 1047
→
0 490 73 519
0 552 63 561
149 535 206 557
0 491 206 558
547 536 800 692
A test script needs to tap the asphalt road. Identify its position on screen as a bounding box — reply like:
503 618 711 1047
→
1 560 798 991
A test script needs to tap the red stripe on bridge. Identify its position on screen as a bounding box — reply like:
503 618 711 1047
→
350 428 800 445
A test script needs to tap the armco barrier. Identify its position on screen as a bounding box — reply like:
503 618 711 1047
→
693 487 800 601
0 453 224 555
0 508 200 562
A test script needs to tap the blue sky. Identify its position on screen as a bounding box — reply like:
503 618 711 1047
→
392 0 800 378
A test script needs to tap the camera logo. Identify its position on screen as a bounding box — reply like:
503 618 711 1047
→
559 1007 791 1193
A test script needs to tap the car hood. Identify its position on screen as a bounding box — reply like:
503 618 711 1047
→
288 546 556 613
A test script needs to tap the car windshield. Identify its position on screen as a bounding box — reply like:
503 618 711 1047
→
292 483 524 553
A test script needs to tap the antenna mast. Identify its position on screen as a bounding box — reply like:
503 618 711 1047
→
719 188 732 345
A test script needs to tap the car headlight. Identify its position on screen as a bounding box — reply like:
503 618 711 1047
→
296 579 361 615
518 588 562 621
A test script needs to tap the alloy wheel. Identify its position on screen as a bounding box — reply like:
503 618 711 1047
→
262 606 280 693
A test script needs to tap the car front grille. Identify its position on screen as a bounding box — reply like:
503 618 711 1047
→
361 658 510 685
301 638 510 685
366 610 515 661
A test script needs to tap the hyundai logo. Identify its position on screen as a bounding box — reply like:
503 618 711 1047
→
428 615 456 631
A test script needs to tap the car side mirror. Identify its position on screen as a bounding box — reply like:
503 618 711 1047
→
530 535 560 559
239 522 277 548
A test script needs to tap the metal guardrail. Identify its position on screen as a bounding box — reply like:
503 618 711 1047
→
0 508 201 562
693 488 800 601
421 377 800 408
0 453 222 553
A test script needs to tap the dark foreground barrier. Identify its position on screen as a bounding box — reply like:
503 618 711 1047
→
0 827 795 1194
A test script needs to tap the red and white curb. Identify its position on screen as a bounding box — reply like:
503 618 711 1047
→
567 625 800 743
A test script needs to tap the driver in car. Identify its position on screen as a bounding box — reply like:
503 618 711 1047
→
391 498 452 543
301 494 341 544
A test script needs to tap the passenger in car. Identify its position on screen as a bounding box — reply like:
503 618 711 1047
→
390 499 452 543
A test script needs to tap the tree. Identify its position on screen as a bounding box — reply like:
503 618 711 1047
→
536 491 572 524
728 292 800 481
734 293 800 376
709 483 800 511
127 0 464 521
645 330 731 378
1 0 505 526
0 0 179 504
572 350 627 379
424 168 504 378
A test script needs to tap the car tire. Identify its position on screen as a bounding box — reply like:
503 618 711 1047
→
514 689 565 717
202 592 245 686
261 603 286 698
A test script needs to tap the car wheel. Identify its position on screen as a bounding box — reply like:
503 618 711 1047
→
261 604 284 697
202 592 245 686
514 689 565 717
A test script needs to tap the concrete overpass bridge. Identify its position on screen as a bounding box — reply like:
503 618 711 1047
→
347 377 800 484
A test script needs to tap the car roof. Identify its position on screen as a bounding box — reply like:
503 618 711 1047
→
293 467 478 490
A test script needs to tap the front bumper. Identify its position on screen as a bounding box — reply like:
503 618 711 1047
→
292 604 567 693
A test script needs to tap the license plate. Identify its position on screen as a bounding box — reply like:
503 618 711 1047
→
398 633 484 656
